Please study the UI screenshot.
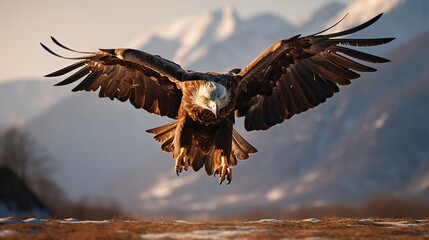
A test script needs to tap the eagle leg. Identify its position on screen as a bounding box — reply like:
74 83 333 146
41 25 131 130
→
214 154 232 185
175 147 189 176
173 117 192 176
213 119 234 184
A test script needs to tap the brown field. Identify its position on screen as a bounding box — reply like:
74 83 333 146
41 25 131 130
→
1 217 428 239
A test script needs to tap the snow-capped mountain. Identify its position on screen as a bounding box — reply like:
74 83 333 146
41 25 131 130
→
129 5 240 68
130 5 295 72
3 0 426 217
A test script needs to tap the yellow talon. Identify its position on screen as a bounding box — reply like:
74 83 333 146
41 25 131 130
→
183 156 189 171
175 147 188 176
215 155 232 185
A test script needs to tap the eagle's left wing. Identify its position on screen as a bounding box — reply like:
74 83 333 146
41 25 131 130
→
41 37 187 118
235 13 394 131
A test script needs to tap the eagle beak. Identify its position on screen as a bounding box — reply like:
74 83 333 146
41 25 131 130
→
214 103 219 118
209 100 221 118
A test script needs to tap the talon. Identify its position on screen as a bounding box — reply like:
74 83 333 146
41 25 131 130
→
219 172 226 184
214 154 232 185
183 155 189 171
227 168 232 184
175 165 182 176
186 159 191 170
174 160 181 175
174 162 182 176
175 147 188 176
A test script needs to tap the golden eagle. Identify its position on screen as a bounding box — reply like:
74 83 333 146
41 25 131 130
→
42 14 393 184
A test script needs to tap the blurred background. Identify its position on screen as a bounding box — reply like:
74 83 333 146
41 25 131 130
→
1 0 429 220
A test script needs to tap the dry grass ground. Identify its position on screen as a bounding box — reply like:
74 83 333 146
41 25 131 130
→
1 217 428 239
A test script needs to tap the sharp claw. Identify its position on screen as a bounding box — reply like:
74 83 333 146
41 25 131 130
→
183 158 189 171
185 161 189 170
226 168 232 184
227 176 232 184
174 147 188 176
214 154 233 185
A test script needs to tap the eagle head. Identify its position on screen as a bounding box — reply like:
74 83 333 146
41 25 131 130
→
192 81 229 118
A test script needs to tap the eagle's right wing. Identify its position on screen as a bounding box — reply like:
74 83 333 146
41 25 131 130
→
235 14 394 131
41 37 186 118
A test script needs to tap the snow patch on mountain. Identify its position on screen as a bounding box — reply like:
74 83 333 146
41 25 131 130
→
215 5 236 41
129 5 239 67
326 0 402 30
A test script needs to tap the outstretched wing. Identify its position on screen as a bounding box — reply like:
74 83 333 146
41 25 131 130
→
41 37 186 118
235 13 394 131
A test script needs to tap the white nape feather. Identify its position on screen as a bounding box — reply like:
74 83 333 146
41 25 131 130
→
192 81 229 111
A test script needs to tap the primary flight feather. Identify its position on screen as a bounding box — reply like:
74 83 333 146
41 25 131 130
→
42 13 394 184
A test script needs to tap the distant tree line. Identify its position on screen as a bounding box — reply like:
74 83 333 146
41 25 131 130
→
0 125 124 220
0 126 53 181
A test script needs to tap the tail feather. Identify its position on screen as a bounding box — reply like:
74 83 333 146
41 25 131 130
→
189 148 211 172
161 137 174 152
146 120 178 143
232 129 257 160
230 152 238 167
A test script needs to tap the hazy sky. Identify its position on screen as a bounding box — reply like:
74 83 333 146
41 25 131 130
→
0 0 352 83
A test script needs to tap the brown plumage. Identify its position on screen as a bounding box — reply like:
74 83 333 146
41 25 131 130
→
42 13 394 184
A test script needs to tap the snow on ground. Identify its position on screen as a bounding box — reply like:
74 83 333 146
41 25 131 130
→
1 217 428 239
248 219 284 223
0 203 51 219
22 218 47 225
0 229 19 237
140 228 259 239
302 218 321 223
358 219 428 227
0 217 111 225
0 217 22 224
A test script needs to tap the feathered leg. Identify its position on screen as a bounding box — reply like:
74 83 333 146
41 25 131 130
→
213 119 233 184
173 117 193 176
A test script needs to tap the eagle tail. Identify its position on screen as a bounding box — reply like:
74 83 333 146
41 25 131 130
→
188 148 210 172
147 122 257 175
146 120 178 143
232 129 257 160
146 121 178 152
